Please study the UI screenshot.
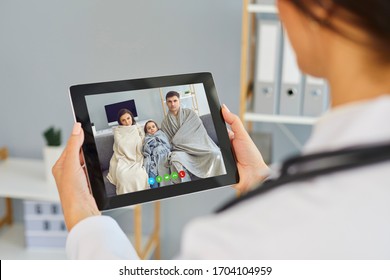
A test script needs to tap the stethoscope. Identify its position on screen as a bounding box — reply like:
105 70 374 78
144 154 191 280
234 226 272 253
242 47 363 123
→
216 141 390 213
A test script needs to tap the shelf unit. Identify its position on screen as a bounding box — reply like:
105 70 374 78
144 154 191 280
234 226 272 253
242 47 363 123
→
0 147 13 229
240 0 330 123
247 3 277 13
239 0 329 151
0 157 160 259
244 112 317 125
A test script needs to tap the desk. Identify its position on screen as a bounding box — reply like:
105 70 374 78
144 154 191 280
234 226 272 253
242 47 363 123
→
0 157 160 259
0 158 66 258
0 158 59 229
0 157 59 202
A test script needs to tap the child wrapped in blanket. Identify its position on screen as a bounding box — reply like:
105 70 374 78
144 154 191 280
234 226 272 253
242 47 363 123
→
142 120 171 188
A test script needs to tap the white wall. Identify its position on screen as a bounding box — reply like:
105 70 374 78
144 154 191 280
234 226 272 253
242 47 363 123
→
85 88 165 131
0 0 242 158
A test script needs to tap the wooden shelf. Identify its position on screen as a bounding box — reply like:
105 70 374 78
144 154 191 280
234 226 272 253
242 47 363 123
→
240 0 323 128
247 4 277 14
244 112 318 125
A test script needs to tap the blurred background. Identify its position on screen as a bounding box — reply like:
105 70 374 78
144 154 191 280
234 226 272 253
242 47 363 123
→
0 0 312 259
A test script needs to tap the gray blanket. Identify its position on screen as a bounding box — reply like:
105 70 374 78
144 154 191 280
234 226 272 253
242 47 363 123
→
161 107 226 178
143 130 171 186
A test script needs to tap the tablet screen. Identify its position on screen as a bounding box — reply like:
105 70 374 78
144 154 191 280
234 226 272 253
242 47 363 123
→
70 72 238 210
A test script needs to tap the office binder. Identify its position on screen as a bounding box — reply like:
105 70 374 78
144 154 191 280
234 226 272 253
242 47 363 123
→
279 30 303 116
255 0 275 4
303 75 329 117
253 17 282 114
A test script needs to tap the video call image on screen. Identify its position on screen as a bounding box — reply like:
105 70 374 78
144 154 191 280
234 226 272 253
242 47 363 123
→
85 83 227 197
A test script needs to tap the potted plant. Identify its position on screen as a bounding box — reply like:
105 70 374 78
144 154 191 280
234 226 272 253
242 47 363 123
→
43 127 63 185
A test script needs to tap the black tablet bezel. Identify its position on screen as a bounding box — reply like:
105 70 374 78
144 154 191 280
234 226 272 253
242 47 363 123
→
69 72 238 210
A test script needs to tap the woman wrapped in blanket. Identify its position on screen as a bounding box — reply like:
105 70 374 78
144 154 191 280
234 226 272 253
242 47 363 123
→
106 109 149 195
142 120 171 188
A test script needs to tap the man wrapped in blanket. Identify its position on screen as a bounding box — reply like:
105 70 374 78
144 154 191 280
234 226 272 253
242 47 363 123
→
161 91 226 183
142 120 171 188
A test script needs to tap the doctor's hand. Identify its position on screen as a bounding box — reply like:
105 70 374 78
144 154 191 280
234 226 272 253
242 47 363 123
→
222 104 270 193
52 123 101 231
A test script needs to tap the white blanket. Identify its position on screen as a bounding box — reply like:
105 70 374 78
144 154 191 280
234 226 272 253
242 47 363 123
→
161 108 226 179
107 125 149 195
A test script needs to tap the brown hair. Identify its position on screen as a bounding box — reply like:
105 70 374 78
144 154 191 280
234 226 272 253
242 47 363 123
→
290 0 390 61
117 108 136 125
144 120 159 134
165 91 180 100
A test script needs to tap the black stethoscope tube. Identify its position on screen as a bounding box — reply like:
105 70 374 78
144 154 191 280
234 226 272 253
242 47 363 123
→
216 142 390 213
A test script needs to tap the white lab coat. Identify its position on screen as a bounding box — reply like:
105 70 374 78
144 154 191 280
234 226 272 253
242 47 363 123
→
67 95 390 259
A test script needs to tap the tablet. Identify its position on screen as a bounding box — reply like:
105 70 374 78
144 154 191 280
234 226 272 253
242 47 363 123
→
69 72 238 210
